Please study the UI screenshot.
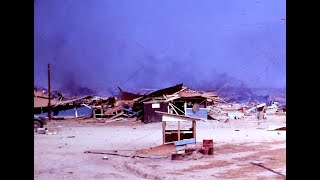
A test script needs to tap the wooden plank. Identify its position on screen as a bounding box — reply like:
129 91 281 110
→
162 116 188 122
84 151 131 157
162 121 166 145
170 103 185 114
193 121 196 141
165 130 193 133
84 151 162 159
156 111 203 121
178 121 180 141
169 103 179 114
105 112 124 121
173 138 196 146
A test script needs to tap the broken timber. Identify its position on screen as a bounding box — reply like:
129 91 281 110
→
84 150 167 159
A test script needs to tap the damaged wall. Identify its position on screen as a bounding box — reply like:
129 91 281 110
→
143 101 168 123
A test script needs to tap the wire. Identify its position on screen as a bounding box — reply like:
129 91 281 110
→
119 64 144 87
114 128 161 151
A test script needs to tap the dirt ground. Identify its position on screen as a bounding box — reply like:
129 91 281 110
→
34 115 286 180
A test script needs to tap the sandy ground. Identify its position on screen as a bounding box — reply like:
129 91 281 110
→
34 115 286 180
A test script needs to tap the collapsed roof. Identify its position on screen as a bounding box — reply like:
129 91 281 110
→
118 87 143 101
34 90 58 108
134 83 224 104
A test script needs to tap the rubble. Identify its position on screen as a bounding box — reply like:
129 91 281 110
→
37 128 47 134
34 83 285 126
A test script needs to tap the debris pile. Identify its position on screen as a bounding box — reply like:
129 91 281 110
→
34 83 225 123
34 83 285 123
207 99 285 122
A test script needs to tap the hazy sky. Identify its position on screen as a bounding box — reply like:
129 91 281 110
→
34 0 286 93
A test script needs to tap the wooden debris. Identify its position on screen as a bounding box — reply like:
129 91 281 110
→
84 150 166 159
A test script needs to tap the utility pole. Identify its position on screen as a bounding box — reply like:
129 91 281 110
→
48 64 51 120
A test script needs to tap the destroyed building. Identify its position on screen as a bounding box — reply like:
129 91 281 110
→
34 88 93 118
34 89 58 114
132 84 224 123
34 83 225 123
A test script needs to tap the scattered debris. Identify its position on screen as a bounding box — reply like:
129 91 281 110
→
37 128 47 134
228 112 244 119
250 162 286 178
266 126 286 131
84 150 159 159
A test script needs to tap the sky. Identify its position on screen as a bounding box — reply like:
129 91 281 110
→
34 0 286 94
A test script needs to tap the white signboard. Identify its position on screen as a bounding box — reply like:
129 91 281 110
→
152 103 160 108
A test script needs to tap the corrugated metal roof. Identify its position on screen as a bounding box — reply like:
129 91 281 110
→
34 97 58 108
53 95 92 107
34 90 50 99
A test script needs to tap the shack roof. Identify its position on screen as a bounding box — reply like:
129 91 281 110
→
118 90 143 101
34 90 50 99
53 95 92 107
133 83 225 104
34 97 58 108
179 91 225 103
147 84 184 97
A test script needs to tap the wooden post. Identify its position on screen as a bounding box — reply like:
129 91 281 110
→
178 121 181 141
162 121 166 144
192 120 196 142
74 107 78 118
48 64 51 120
93 108 96 118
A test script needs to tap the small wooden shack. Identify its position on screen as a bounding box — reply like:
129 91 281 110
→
143 101 169 123
156 111 203 144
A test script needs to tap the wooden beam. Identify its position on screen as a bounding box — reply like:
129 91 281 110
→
193 120 196 142
105 111 124 121
169 103 179 114
170 103 185 114
93 109 96 118
162 121 166 144
178 121 181 141
74 107 78 118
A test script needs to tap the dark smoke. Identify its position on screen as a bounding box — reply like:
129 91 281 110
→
58 71 96 98
34 0 286 95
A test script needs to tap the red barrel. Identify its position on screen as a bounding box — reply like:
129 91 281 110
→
202 149 209 155
203 139 214 156
203 139 213 148
208 148 214 155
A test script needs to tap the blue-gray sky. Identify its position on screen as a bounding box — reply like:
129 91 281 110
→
34 0 286 93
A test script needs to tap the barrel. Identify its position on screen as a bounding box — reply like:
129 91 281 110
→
208 147 214 155
203 139 213 148
202 148 209 155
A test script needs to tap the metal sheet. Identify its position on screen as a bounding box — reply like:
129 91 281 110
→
174 138 196 146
